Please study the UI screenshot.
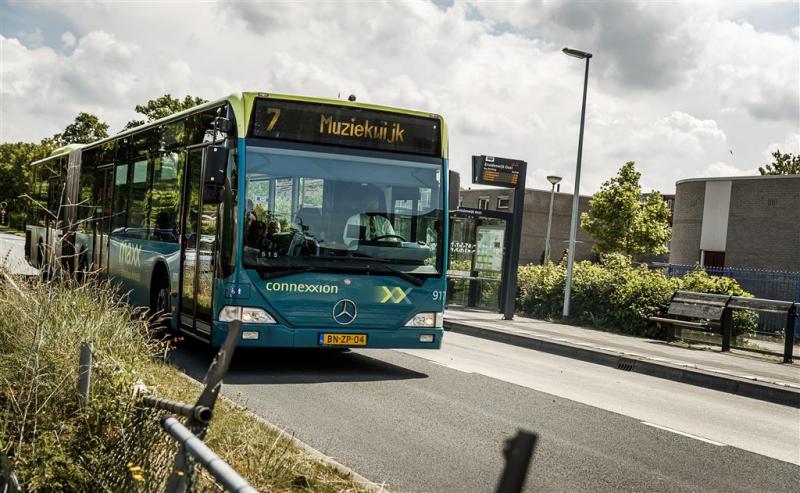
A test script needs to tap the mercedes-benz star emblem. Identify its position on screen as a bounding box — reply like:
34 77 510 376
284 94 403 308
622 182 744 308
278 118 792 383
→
332 299 357 325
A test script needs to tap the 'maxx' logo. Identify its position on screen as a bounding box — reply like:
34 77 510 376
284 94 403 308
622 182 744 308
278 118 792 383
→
118 242 141 267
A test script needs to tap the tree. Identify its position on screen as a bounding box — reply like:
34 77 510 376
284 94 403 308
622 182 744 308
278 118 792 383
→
124 94 208 130
0 113 106 210
0 142 52 207
51 112 109 146
758 149 800 176
581 161 671 257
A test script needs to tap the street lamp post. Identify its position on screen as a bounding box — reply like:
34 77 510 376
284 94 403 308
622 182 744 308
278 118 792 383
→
562 47 592 318
544 175 562 263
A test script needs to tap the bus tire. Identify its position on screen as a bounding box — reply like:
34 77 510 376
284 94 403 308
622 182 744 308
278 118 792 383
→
150 264 172 332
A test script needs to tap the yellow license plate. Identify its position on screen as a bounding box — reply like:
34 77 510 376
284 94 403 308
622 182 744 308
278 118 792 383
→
320 333 367 346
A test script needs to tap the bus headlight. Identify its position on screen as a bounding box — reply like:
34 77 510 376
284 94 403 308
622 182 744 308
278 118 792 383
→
404 312 443 328
219 306 276 324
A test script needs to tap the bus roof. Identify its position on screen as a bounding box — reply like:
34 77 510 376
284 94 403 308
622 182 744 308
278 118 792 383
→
29 143 86 167
36 92 448 159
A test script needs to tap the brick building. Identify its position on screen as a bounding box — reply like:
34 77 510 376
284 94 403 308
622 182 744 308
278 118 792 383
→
670 175 800 271
458 187 596 265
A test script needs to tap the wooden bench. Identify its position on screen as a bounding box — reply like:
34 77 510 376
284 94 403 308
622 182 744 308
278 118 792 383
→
649 291 733 349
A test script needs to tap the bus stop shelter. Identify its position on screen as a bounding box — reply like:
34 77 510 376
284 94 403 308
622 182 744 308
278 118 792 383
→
447 207 512 312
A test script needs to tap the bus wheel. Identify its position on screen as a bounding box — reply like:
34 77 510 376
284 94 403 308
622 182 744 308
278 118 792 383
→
150 270 172 333
76 248 89 282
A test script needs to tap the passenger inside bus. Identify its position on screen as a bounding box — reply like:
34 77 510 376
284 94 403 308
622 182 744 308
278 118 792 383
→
245 211 264 248
245 209 289 257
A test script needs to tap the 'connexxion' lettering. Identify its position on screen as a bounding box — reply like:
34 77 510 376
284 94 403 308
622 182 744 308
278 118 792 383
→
265 282 339 294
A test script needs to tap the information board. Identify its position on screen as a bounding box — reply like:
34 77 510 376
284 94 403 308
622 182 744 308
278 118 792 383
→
472 155 522 188
474 225 505 272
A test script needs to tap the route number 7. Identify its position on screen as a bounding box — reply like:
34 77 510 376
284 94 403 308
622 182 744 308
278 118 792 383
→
266 108 281 131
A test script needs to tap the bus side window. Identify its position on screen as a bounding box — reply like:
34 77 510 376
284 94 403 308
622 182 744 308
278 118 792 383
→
112 163 129 233
149 152 183 242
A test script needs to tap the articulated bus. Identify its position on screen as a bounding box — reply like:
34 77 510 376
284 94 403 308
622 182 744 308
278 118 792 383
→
26 93 458 349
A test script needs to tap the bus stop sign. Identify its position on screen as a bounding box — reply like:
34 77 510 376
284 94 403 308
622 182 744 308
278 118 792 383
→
472 156 522 188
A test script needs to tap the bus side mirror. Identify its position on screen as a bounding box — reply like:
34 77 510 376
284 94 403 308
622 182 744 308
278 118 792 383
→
202 145 228 204
448 170 460 211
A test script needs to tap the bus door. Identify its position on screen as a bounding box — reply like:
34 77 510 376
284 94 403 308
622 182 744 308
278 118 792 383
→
179 148 217 336
44 174 64 267
92 166 114 271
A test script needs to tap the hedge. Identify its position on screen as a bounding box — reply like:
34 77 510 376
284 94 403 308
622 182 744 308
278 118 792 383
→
515 255 756 340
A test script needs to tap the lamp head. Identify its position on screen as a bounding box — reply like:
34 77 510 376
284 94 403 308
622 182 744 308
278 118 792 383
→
562 47 592 59
547 175 563 185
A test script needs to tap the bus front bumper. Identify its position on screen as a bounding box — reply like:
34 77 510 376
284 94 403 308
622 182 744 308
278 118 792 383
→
211 322 443 349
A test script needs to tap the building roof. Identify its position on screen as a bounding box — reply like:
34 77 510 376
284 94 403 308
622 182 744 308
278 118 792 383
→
676 174 799 186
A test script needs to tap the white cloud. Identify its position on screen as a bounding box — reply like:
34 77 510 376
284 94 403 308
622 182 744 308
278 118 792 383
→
762 132 800 159
61 31 75 49
0 0 797 195
697 161 758 178
18 28 45 48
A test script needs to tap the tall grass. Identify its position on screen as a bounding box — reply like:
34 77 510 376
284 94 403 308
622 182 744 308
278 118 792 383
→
0 271 375 492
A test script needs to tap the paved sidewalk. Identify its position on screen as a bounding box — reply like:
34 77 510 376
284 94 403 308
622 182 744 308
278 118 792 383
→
444 308 800 407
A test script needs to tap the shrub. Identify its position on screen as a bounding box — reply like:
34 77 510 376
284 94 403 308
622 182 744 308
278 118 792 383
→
515 257 754 340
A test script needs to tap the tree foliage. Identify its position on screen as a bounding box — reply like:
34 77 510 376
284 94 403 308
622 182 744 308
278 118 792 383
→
0 142 53 207
580 161 671 257
758 149 800 176
0 94 206 215
124 94 208 130
52 112 110 146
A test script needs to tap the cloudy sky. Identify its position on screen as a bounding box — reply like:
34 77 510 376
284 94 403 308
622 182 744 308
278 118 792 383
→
1 0 798 194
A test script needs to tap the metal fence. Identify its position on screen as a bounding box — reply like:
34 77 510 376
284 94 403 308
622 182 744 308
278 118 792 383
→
654 263 800 339
0 320 257 492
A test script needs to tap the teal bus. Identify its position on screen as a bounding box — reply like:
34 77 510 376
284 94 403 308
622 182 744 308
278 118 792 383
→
26 93 457 348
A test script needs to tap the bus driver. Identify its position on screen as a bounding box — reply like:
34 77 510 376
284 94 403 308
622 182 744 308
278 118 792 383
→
343 192 398 245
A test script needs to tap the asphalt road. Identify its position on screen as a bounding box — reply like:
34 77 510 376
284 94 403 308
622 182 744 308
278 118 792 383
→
171 331 800 493
0 231 37 275
3 233 795 490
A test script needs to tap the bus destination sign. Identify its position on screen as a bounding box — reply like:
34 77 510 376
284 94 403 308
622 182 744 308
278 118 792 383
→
250 98 441 156
472 155 524 188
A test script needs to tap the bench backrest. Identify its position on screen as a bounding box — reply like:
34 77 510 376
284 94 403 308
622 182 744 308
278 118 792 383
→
727 296 796 314
667 291 731 321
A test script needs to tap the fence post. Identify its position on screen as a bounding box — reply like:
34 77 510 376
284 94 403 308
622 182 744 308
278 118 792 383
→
783 305 796 364
720 307 733 352
1 451 21 493
166 319 243 493
78 342 92 402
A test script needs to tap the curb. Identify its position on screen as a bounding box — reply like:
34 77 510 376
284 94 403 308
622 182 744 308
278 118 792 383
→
227 398 388 493
444 320 800 408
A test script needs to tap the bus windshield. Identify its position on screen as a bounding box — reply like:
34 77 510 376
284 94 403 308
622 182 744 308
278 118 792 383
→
243 143 444 280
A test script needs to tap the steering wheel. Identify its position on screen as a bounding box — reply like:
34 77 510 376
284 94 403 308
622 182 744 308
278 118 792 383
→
371 234 406 242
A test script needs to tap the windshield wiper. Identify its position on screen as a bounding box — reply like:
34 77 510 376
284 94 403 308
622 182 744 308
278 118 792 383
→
260 266 316 280
255 257 425 286
338 256 425 286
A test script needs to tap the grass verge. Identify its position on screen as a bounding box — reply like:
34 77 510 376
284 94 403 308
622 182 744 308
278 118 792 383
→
0 271 376 492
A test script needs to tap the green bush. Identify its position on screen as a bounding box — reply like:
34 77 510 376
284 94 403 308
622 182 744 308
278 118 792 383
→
515 257 755 340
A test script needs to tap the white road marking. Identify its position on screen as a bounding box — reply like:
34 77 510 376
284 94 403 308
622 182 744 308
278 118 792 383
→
641 421 727 446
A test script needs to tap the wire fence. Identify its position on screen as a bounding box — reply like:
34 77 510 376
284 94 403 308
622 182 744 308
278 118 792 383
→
0 320 255 493
654 263 800 340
